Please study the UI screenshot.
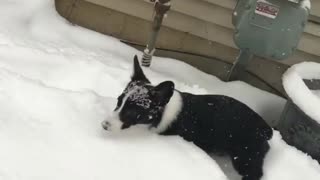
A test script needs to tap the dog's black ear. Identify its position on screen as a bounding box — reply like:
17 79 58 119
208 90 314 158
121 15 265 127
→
132 55 150 83
152 81 175 105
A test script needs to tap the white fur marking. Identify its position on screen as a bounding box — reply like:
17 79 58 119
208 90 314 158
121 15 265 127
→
152 90 183 133
116 89 133 113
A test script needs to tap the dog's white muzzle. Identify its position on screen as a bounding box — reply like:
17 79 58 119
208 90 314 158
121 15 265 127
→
101 113 123 132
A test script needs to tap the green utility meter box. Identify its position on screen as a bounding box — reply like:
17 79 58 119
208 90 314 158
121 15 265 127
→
233 0 310 60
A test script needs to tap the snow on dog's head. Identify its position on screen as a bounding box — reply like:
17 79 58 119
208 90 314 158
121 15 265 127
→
102 55 178 132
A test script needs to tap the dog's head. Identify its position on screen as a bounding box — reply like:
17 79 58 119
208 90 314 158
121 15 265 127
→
102 55 176 132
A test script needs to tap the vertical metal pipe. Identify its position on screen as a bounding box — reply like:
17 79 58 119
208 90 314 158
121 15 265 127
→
141 0 171 67
227 49 253 81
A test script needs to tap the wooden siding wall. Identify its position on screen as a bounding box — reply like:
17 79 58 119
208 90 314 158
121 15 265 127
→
84 0 320 65
55 0 320 96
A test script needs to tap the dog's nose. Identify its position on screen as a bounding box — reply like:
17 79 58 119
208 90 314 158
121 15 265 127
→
101 121 111 131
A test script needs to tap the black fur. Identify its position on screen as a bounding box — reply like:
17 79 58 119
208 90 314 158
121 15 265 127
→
160 92 272 180
132 55 150 83
104 55 273 180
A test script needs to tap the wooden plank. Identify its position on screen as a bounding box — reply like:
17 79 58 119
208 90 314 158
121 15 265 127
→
170 0 233 29
305 22 320 37
56 0 320 63
169 0 320 39
202 0 235 9
310 0 320 18
88 0 319 38
298 33 320 56
168 0 320 37
86 0 320 56
86 0 237 48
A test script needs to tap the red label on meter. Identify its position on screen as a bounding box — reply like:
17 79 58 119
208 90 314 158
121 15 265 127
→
255 0 279 19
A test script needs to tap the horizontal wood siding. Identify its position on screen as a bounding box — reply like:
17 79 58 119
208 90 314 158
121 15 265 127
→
55 0 320 96
85 0 320 64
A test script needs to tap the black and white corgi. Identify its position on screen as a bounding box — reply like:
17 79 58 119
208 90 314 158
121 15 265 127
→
102 55 273 180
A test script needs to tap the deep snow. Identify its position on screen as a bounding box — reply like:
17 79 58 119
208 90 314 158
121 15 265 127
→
0 0 319 180
283 62 320 123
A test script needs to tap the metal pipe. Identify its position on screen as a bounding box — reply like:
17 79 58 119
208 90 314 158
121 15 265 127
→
227 49 253 81
141 0 171 67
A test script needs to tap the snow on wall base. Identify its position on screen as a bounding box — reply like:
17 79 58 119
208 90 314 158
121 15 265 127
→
282 62 320 124
279 61 320 163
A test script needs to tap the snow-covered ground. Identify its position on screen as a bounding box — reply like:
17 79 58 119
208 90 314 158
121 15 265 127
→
0 0 319 180
283 62 320 123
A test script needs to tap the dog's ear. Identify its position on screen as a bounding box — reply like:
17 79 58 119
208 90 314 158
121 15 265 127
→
152 81 175 105
132 55 150 83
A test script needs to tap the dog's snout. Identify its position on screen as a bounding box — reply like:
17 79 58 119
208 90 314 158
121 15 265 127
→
101 121 111 131
101 114 123 132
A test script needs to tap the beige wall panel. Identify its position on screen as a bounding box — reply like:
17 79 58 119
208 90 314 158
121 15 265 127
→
169 0 234 29
74 1 126 37
86 0 320 58
202 0 235 9
55 0 320 96
57 0 320 65
87 0 237 48
283 50 320 65
298 34 320 57
310 0 320 18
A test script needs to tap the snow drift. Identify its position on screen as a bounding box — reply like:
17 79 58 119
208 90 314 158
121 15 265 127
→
283 62 320 123
0 0 319 180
